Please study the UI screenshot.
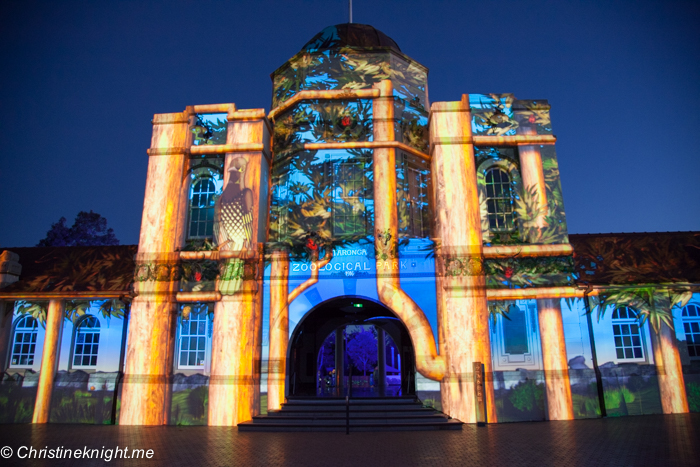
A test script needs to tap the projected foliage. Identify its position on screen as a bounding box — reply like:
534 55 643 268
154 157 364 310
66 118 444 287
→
273 100 374 158
469 94 552 136
192 113 227 146
271 46 427 111
269 33 432 257
15 299 127 327
270 148 374 258
573 233 700 331
472 96 567 246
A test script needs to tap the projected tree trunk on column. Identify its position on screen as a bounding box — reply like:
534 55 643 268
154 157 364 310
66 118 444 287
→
430 96 497 424
121 111 191 425
209 112 269 426
653 320 689 414
537 298 574 420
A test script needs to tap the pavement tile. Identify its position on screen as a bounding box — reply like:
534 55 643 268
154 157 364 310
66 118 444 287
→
0 414 698 466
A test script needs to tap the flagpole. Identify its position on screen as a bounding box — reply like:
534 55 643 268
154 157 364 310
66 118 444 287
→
349 0 353 23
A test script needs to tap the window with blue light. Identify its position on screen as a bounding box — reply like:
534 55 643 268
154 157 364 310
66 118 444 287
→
189 177 217 238
177 304 212 370
682 304 700 359
72 316 100 368
10 315 38 367
612 307 644 360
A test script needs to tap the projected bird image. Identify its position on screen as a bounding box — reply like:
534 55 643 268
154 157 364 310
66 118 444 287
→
214 156 254 294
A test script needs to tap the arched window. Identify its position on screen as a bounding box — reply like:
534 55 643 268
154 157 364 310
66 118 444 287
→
10 315 38 367
681 304 700 359
188 177 217 238
485 167 515 232
612 307 644 360
72 316 100 368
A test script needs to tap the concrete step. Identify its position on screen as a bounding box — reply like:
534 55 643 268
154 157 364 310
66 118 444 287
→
266 409 438 417
253 414 450 424
240 396 462 432
285 397 418 405
274 405 428 413
238 419 463 432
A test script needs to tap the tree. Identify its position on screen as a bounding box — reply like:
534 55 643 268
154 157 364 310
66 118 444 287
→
346 329 377 376
37 211 119 247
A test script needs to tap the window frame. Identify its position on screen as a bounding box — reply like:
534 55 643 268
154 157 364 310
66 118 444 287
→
681 304 700 360
70 315 101 369
187 176 218 240
611 307 646 362
489 300 542 370
9 315 39 368
331 159 370 237
176 304 213 371
484 166 516 233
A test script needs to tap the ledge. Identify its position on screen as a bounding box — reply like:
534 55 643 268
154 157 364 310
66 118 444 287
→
176 291 222 302
485 286 593 301
472 135 556 146
0 291 130 300
269 89 381 121
192 103 236 115
482 244 573 258
303 141 429 160
179 251 254 260
190 143 265 155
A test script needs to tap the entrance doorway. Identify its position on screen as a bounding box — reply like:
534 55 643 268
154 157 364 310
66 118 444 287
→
287 296 416 398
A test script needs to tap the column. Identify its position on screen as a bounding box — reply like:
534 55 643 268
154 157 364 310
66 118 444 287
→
268 250 289 410
120 111 191 425
209 110 269 424
517 125 548 230
430 95 496 423
537 298 574 420
209 287 261 425
32 299 64 423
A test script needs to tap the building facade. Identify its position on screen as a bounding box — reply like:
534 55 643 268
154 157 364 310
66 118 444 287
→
1 24 699 426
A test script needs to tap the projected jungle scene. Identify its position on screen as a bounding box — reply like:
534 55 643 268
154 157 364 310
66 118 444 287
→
167 304 213 426
272 24 428 111
572 232 700 414
471 94 568 246
0 300 127 424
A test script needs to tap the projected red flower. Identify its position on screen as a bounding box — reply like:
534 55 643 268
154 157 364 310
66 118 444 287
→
528 114 536 124
504 267 514 279
306 237 318 250
341 116 351 127
194 271 202 282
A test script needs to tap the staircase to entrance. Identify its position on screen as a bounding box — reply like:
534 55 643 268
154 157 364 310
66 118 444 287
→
238 397 463 432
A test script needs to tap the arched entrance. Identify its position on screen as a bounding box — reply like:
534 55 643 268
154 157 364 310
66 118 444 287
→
287 296 416 398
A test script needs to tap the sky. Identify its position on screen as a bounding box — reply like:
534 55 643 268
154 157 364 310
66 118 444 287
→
1 0 699 247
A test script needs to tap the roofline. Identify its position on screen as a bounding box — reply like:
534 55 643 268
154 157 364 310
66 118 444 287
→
569 231 700 237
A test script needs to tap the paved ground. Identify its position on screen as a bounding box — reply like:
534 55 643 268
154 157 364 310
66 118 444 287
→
0 414 698 466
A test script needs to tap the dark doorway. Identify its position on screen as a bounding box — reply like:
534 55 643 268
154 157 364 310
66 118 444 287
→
287 296 416 398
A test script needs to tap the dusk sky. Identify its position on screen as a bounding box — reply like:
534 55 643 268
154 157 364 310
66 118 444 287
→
1 0 698 247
